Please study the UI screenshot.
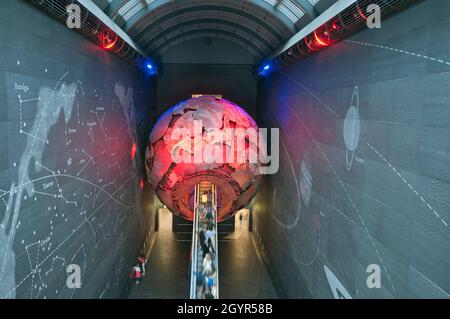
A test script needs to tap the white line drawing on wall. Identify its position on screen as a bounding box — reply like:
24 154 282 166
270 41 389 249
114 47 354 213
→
115 83 144 235
1 69 139 298
344 40 450 67
299 160 313 207
0 73 76 298
367 142 448 228
276 93 397 294
0 183 18 299
264 113 321 267
324 265 352 299
343 86 361 171
270 139 302 230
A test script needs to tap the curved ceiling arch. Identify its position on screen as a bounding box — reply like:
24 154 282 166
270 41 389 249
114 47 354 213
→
141 18 275 54
107 0 297 35
147 25 267 56
149 28 266 57
92 0 336 60
157 33 261 59
129 5 290 45
136 11 281 49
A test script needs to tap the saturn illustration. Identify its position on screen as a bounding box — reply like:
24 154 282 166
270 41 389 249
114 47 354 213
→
343 86 361 171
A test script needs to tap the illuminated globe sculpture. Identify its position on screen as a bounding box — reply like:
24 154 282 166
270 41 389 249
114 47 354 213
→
145 96 264 221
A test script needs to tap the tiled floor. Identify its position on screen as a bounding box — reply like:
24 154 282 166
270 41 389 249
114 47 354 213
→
218 211 277 299
129 209 276 299
129 209 191 299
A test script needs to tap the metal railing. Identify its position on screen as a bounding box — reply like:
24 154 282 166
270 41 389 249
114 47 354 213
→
212 184 219 299
189 184 200 298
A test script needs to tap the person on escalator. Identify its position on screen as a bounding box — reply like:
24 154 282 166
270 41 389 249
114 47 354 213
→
207 237 216 260
199 230 208 258
204 291 214 299
203 253 214 276
203 271 216 299
206 220 214 231
201 244 209 260
195 271 206 296
205 209 213 222
205 228 215 243
199 230 206 246
211 284 217 299
206 273 214 291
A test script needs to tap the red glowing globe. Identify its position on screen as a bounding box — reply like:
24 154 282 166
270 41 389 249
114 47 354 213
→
145 96 264 221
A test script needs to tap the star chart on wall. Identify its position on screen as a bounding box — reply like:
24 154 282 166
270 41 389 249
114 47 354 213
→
0 63 141 299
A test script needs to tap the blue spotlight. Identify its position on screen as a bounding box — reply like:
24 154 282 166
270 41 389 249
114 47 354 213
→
257 62 273 77
142 60 158 77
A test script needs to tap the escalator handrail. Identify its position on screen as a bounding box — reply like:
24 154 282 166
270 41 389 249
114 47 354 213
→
189 186 200 298
213 185 219 299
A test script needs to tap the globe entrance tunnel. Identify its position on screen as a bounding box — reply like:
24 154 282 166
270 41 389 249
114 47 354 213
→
0 0 449 300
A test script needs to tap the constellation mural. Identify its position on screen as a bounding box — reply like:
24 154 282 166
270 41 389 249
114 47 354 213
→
0 67 143 298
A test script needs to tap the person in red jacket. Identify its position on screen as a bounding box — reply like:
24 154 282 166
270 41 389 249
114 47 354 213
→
130 265 142 285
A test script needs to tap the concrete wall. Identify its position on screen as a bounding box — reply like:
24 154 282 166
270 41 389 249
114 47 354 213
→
160 37 256 65
252 0 450 298
0 0 157 298
156 63 258 118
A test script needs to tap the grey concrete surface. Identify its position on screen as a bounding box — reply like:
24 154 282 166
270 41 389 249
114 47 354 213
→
0 0 156 299
130 209 276 299
130 209 191 299
252 0 450 299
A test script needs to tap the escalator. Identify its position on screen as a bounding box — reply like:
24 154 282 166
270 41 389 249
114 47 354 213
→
189 183 219 299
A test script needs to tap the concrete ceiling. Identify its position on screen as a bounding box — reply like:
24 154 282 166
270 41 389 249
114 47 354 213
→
91 0 339 60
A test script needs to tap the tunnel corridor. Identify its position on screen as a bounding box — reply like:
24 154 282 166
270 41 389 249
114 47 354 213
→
0 0 449 301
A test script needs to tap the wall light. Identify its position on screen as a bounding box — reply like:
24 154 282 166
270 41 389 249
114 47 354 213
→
257 62 274 77
142 59 158 77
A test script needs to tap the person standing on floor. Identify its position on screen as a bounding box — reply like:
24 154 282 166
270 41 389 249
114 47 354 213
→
138 253 147 276
130 264 142 285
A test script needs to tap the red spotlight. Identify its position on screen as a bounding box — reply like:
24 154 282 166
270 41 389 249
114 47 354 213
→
314 30 330 47
356 3 368 20
139 176 144 190
131 142 137 160
99 31 118 50
103 36 118 50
